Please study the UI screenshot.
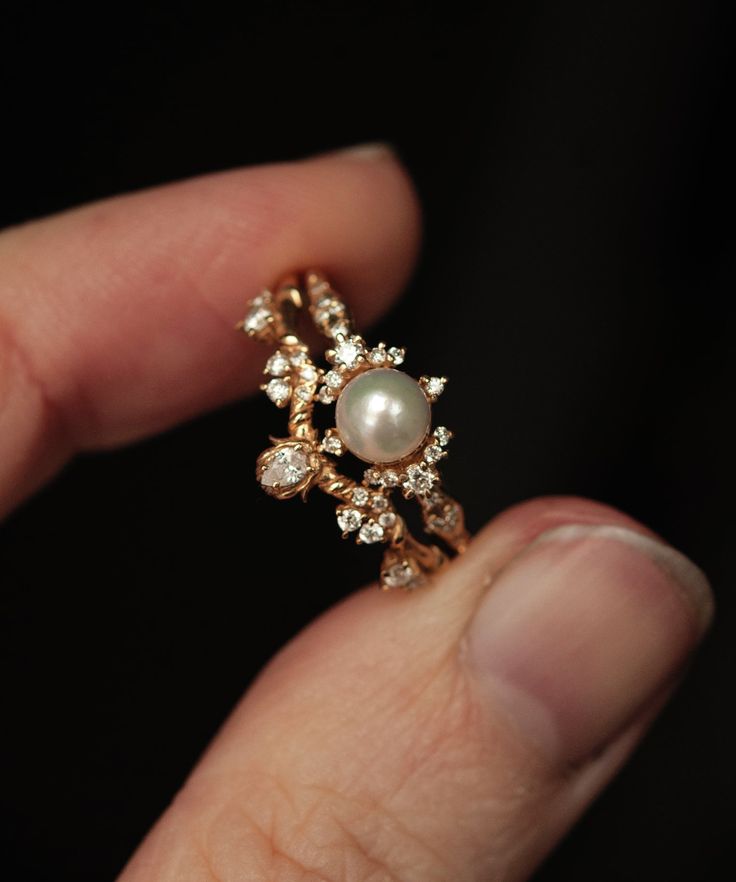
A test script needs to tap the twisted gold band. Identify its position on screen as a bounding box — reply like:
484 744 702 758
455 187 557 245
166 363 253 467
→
238 270 468 590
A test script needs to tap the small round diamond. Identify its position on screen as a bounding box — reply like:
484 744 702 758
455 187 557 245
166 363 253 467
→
364 468 381 485
378 511 396 528
434 426 451 446
295 386 313 402
318 387 335 404
403 463 436 496
322 435 344 455
359 520 385 544
352 487 370 507
245 305 272 333
371 494 388 511
266 378 291 405
387 346 405 365
337 508 363 533
333 339 363 368
266 352 290 376
324 370 343 389
424 444 443 463
382 470 399 487
290 351 308 366
369 347 387 365
299 365 317 382
422 376 446 399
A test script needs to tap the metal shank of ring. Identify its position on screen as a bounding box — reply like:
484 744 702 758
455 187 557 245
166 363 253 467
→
241 269 469 591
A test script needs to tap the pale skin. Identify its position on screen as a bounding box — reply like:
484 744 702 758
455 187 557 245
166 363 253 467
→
0 144 714 881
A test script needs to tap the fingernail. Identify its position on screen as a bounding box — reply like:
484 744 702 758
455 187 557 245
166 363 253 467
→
466 524 713 764
331 141 395 161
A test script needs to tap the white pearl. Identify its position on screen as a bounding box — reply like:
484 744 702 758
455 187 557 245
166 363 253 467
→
336 368 431 463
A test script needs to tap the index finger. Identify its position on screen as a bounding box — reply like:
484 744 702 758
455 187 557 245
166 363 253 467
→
0 144 421 516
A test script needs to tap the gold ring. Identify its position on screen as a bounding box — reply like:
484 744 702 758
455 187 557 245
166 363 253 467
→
238 270 469 590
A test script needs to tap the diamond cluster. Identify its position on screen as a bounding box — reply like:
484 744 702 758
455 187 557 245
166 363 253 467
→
336 486 398 546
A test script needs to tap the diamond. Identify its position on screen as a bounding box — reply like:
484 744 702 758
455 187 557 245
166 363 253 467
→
337 508 363 533
387 346 405 365
382 470 399 487
378 511 396 528
295 386 313 402
334 338 364 368
428 504 460 532
244 305 272 334
383 562 419 589
299 365 317 382
330 322 351 339
364 468 382 485
314 298 343 324
266 352 290 376
265 377 291 405
318 387 335 404
359 520 385 544
371 494 388 511
321 435 344 455
324 370 343 389
422 376 446 399
352 487 370 506
423 444 443 463
290 351 308 366
259 446 310 488
434 426 451 446
369 347 387 365
403 463 437 496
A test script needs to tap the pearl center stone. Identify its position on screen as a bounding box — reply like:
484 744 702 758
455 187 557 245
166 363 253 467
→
335 368 431 463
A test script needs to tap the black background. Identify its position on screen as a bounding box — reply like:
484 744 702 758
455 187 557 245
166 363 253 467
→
1 2 734 880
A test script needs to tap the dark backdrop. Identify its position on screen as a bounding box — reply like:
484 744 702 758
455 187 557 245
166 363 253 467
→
1 2 734 880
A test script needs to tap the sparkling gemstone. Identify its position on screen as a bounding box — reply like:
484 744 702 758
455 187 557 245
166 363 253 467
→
295 386 313 402
290 351 308 366
424 444 443 463
359 520 385 544
266 352 290 376
337 508 363 532
299 365 317 382
403 463 437 496
378 511 396 528
382 469 399 487
352 487 370 506
333 339 363 368
387 346 405 365
434 426 451 446
428 504 460 532
383 562 418 589
322 435 344 455
318 387 335 404
371 494 388 511
314 299 343 324
245 305 272 333
259 447 309 488
364 468 381 485
324 370 343 389
422 376 446 399
266 378 291 405
335 368 431 464
369 347 387 365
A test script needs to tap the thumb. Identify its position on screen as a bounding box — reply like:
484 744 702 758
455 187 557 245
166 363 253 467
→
119 497 712 882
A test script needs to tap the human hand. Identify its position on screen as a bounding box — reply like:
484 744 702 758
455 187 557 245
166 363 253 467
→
0 145 713 882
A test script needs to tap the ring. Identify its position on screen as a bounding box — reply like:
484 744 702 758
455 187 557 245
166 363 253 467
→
238 270 469 590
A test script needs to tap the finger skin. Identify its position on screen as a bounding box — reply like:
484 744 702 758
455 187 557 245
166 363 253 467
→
118 497 712 882
0 146 420 516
